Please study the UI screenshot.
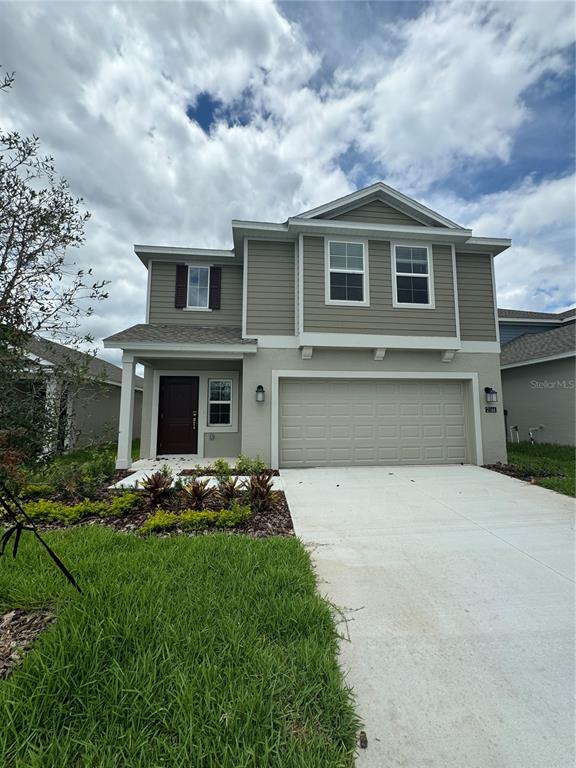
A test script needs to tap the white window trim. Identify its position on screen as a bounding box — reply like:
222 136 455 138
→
186 264 211 311
207 377 233 427
324 237 370 307
391 241 435 309
150 370 240 459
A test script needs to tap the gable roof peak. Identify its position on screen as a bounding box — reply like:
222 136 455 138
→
295 181 465 230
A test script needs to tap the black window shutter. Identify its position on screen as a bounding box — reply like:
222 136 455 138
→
209 266 221 310
175 264 187 308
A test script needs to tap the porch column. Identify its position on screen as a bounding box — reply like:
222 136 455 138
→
116 353 136 469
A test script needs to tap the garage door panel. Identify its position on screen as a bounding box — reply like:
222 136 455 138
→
279 379 469 467
423 425 444 438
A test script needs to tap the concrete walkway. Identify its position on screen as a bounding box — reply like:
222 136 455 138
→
282 465 575 768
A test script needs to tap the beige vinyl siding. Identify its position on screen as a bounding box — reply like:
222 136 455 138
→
148 260 243 326
456 253 498 341
303 237 457 336
246 240 295 336
321 199 438 227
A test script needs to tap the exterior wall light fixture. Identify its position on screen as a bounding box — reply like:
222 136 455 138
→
484 386 498 403
255 385 265 403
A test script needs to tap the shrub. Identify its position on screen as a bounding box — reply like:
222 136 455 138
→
23 498 107 524
247 470 278 513
140 468 173 505
215 503 251 528
235 454 268 475
212 458 233 482
180 509 219 529
140 510 178 534
20 483 56 500
217 476 246 507
100 492 142 518
182 478 216 510
72 499 109 518
47 452 117 498
140 504 252 534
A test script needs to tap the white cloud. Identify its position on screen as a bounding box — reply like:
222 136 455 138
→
350 0 575 190
0 0 574 365
429 174 576 312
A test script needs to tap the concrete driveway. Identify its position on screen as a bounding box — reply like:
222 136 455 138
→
282 465 575 768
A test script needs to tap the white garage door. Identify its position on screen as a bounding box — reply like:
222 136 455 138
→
279 378 469 467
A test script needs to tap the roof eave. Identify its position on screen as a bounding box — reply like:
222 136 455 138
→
294 182 465 229
134 245 235 266
501 351 575 369
287 217 473 243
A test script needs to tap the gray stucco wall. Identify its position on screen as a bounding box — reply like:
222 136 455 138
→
303 237 457 336
456 253 498 341
502 357 576 445
148 260 243 326
246 240 295 335
240 348 506 466
70 383 142 449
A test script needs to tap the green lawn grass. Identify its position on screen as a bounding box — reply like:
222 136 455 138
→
0 527 358 767
506 442 575 497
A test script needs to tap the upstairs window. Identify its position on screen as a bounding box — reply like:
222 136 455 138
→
208 379 232 426
393 244 434 308
187 266 210 309
326 240 368 305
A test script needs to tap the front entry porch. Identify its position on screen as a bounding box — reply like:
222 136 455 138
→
114 354 250 470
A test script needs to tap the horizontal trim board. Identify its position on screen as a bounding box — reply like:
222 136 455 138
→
103 341 257 354
289 217 472 241
298 333 461 349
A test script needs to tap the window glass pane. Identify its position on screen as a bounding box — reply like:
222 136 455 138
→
346 254 364 271
188 267 209 307
396 275 429 304
346 243 363 259
396 246 428 275
330 272 364 301
330 242 346 257
209 380 231 402
209 403 231 425
330 253 348 270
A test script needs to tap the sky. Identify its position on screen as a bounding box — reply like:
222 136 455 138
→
0 0 574 364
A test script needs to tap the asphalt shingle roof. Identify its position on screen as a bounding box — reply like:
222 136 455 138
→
104 324 256 346
500 323 576 366
27 337 144 387
498 307 576 320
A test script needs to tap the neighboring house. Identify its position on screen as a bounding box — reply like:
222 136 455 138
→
498 309 576 445
24 337 144 451
498 307 576 344
104 182 510 470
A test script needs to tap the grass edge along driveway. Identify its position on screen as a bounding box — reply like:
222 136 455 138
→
0 527 359 767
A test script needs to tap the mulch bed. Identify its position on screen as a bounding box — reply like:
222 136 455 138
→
177 469 281 477
22 491 294 538
110 469 134 483
484 463 566 481
0 608 55 679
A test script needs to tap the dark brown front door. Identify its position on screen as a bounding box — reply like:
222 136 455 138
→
157 376 199 454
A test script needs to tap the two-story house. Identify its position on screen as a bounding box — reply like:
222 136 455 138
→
104 183 510 469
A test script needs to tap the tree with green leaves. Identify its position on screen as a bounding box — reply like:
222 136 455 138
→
0 69 109 477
